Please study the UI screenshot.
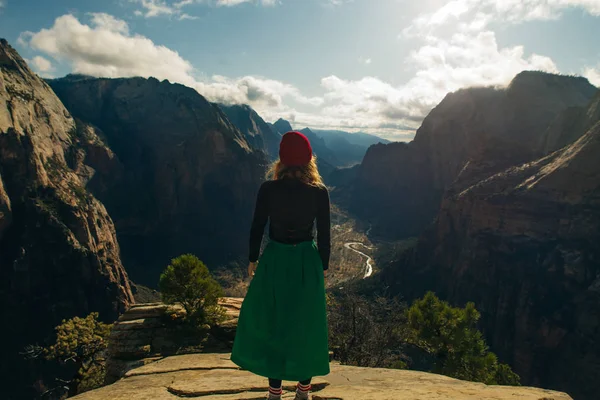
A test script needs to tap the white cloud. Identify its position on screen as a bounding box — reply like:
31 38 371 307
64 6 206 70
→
584 65 600 86
89 12 130 34
325 0 353 6
311 30 559 135
131 0 277 18
178 13 199 20
359 57 372 65
31 56 53 72
216 0 277 6
174 0 195 7
132 0 176 18
390 0 597 137
404 0 600 38
24 14 197 86
17 31 33 47
19 14 318 121
17 4 600 141
203 75 323 108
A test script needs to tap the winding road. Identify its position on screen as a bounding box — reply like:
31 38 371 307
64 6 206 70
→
344 242 374 279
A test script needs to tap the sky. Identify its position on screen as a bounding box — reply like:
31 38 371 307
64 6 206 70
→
1 0 600 141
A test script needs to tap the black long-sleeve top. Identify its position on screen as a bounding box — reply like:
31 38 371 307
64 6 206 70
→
249 178 331 270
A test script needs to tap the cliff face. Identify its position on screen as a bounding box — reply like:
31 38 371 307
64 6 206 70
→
383 115 600 400
48 75 266 286
340 72 597 239
0 39 133 396
219 104 281 161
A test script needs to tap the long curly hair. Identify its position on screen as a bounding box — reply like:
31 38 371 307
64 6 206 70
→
267 156 325 187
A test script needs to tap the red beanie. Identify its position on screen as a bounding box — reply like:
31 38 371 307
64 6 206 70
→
279 131 313 166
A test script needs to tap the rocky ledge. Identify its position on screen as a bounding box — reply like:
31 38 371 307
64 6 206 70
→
76 353 572 400
105 299 243 383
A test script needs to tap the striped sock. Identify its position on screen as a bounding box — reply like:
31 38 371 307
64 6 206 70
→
296 382 311 399
268 384 282 399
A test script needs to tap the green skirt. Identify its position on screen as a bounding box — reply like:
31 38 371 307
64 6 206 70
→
231 240 330 381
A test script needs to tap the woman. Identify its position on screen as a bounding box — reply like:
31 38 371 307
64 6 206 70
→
231 131 331 400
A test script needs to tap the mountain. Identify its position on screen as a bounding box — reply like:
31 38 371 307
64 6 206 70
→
219 104 281 161
268 119 337 180
48 74 266 287
271 119 342 166
312 129 390 149
299 127 342 167
270 121 390 167
312 129 390 165
335 72 598 239
376 83 600 400
311 131 366 166
271 118 294 135
0 39 134 398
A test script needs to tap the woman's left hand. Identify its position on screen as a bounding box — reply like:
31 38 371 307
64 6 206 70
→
248 262 258 278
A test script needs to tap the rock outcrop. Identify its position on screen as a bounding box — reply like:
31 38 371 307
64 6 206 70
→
382 111 600 400
48 75 266 286
72 353 572 400
0 39 134 397
219 104 282 161
105 299 242 383
338 72 597 239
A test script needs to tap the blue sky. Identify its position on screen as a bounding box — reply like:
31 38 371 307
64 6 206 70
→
2 0 600 140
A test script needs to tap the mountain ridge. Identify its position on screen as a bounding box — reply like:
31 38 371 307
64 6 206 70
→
48 74 267 287
0 38 134 398
333 71 598 239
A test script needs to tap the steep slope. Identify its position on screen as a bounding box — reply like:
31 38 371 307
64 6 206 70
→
299 127 342 166
219 104 281 161
338 72 597 239
48 75 265 286
0 39 134 397
271 118 293 135
382 116 600 400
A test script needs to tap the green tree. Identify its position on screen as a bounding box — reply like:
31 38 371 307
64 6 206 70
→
44 312 113 396
494 363 521 386
407 292 520 386
159 254 225 325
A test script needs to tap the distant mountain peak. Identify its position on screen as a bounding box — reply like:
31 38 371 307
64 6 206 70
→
273 118 294 134
508 70 596 92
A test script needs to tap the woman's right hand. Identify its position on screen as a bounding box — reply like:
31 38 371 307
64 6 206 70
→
248 261 257 278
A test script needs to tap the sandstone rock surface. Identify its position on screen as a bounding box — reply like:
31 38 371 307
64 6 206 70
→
383 116 600 399
73 353 573 400
106 299 243 383
0 38 134 397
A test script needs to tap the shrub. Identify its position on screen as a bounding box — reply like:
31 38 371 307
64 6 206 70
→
407 292 520 386
44 312 113 395
327 292 409 368
159 254 225 325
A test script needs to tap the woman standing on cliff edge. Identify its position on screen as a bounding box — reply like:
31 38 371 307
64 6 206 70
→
231 131 331 400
